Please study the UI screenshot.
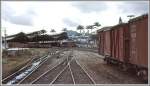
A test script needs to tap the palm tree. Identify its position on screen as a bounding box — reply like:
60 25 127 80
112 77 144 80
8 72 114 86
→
94 22 101 27
93 22 101 48
77 25 84 35
93 22 101 30
62 28 67 32
77 25 84 45
86 25 94 48
50 29 56 34
86 25 93 34
40 29 46 35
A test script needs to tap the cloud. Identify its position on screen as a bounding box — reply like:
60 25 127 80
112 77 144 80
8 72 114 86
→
63 18 79 27
2 3 36 26
2 1 149 36
72 1 108 13
118 1 149 14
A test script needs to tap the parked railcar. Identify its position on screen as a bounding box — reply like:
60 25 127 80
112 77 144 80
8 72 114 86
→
128 14 148 81
102 27 112 57
97 28 105 55
97 14 148 81
104 23 130 66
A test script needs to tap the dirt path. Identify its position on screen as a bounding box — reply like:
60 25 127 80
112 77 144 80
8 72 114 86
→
74 50 145 84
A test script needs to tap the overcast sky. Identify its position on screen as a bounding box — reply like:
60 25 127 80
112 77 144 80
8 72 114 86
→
1 1 149 36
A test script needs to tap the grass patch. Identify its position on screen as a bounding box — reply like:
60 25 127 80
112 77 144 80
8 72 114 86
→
2 48 49 78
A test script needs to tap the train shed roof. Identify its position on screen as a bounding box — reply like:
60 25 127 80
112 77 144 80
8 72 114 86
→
5 32 68 42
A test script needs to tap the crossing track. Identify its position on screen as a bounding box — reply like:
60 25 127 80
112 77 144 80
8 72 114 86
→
31 50 74 84
2 54 49 84
18 49 68 84
3 49 96 84
2 48 63 84
51 50 75 84
69 57 95 84
50 50 95 84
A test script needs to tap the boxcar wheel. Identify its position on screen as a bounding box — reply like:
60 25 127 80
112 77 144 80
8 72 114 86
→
137 69 148 82
119 63 128 71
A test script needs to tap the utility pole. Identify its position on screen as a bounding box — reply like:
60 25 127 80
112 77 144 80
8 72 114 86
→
119 17 123 24
4 27 7 49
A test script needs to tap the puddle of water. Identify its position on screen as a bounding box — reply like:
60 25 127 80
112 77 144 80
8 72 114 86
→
6 61 41 85
56 51 59 53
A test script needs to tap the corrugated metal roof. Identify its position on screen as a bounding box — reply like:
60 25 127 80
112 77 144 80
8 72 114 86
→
129 14 148 23
97 26 112 32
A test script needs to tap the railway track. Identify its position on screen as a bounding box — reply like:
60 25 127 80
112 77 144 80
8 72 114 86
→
51 65 74 84
50 50 95 84
31 49 95 84
31 58 68 84
3 49 96 84
19 49 67 84
2 48 62 85
31 50 73 84
51 50 74 84
2 49 56 81
2 54 48 84
70 58 95 84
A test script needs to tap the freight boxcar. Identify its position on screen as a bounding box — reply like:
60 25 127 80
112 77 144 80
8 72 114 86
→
103 27 112 57
97 14 148 81
104 23 130 66
128 14 148 80
97 27 105 55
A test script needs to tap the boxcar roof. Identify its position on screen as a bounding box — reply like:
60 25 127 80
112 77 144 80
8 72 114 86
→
128 14 148 23
111 23 128 30
97 26 113 32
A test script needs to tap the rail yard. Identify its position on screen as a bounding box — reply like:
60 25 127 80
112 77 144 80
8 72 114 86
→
2 2 148 84
2 48 146 84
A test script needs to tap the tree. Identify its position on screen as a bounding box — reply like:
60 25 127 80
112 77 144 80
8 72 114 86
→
50 29 56 33
85 25 93 47
93 22 101 31
77 25 84 45
40 29 46 35
92 22 101 48
94 22 101 27
77 25 84 35
86 25 93 34
62 28 67 32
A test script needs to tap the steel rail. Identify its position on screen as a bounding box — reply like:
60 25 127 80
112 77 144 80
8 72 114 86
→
17 49 62 84
49 52 74 85
2 53 49 84
2 61 30 82
19 50 67 84
50 64 69 84
3 48 65 84
30 49 71 84
17 55 51 84
68 60 75 84
75 58 96 84
30 57 67 84
68 49 75 84
2 56 38 81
